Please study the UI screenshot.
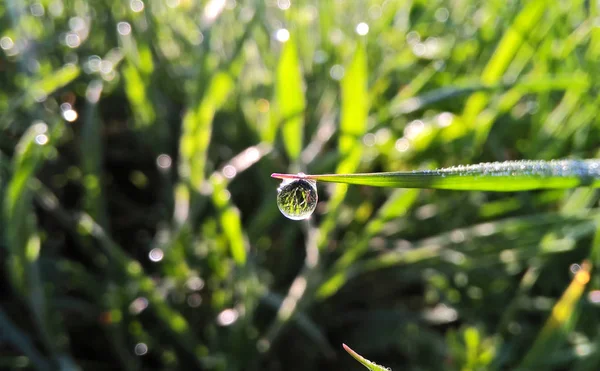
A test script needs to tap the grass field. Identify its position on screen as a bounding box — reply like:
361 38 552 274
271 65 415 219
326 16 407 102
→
1 0 600 370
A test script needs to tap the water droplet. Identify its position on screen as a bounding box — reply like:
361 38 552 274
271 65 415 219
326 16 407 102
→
276 176 317 220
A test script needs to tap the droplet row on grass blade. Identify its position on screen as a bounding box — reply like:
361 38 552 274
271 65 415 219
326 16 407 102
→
272 159 600 192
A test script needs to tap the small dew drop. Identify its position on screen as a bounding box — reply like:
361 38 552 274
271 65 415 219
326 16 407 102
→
276 175 318 220
217 308 239 326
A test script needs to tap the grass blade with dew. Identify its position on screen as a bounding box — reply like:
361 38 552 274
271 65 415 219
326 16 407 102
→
343 343 391 371
272 159 600 191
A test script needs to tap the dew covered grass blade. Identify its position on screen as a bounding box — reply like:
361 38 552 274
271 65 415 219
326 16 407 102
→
272 159 600 191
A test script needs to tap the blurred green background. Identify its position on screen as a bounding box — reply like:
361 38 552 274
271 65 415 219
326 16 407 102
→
1 0 600 370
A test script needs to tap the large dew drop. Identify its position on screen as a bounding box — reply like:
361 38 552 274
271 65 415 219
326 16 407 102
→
276 175 318 220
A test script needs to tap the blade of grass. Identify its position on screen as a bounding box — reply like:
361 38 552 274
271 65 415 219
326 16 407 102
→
179 71 234 193
462 0 546 123
272 159 600 191
4 122 80 368
209 173 247 266
275 36 305 163
343 343 391 371
517 260 591 370
317 41 369 250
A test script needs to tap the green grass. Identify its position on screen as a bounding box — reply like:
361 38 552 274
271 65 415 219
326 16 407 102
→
1 0 600 370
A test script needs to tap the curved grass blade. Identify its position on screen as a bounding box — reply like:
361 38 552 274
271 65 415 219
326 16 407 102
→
343 343 391 371
272 159 600 191
517 260 591 370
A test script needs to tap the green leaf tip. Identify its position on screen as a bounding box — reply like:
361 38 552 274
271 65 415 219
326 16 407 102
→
343 343 391 371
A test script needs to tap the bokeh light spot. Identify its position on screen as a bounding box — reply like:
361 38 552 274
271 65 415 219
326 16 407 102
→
356 22 369 35
217 308 239 326
130 0 145 12
329 64 344 80
157 154 172 169
275 28 290 42
134 343 148 356
277 0 291 10
149 248 164 262
117 22 132 35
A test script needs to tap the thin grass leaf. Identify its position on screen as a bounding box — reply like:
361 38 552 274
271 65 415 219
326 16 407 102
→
272 159 600 191
29 64 80 99
316 42 369 250
517 261 591 370
462 0 546 123
275 36 305 162
180 72 234 192
3 122 79 367
123 61 155 129
1 64 80 128
339 42 368 158
210 174 247 265
343 343 391 371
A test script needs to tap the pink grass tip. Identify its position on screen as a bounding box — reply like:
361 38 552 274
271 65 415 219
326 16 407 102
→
271 173 306 180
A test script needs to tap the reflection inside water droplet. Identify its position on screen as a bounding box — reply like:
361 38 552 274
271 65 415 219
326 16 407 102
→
276 175 318 220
